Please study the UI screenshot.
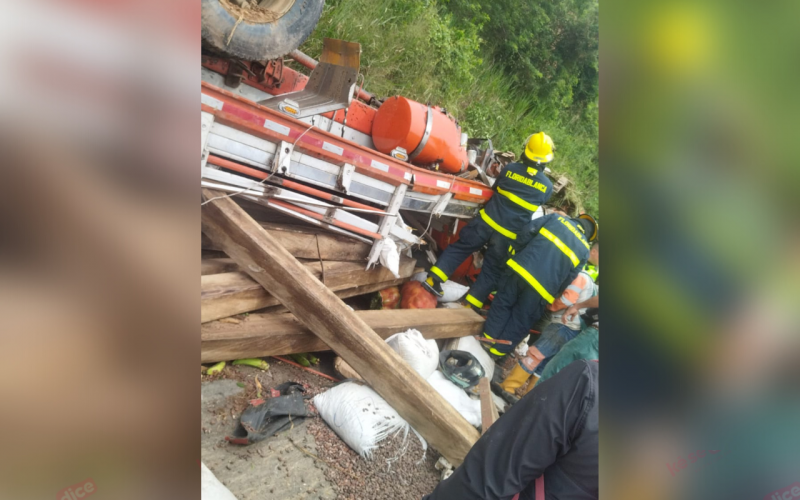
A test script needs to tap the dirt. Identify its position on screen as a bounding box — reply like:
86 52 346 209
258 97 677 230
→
202 354 445 500
308 419 441 500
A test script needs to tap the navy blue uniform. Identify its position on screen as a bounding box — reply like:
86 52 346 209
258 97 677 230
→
423 360 599 500
429 162 553 308
483 214 590 356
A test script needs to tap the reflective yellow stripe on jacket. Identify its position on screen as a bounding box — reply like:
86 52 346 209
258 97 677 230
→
466 294 484 308
496 187 540 212
483 333 507 356
430 266 449 282
507 259 555 303
480 209 517 240
539 228 581 267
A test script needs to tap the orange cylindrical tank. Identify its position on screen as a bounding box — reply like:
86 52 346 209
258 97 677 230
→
371 96 468 174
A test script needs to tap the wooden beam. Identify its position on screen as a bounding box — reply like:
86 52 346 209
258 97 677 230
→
478 377 499 434
202 308 485 363
201 258 238 275
201 189 480 465
202 222 372 261
201 258 416 322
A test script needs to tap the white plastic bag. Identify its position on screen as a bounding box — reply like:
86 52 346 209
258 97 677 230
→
201 462 239 500
379 239 401 279
449 336 495 381
385 329 439 379
313 382 426 460
426 370 482 427
439 281 469 303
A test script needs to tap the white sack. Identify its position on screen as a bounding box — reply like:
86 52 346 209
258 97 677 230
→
201 462 239 500
426 370 482 427
438 281 469 303
385 329 439 379
314 382 426 460
450 336 495 381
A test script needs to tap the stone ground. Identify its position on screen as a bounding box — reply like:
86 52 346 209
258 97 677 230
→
202 376 338 500
201 354 451 500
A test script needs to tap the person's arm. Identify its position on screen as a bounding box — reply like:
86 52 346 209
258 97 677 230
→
561 295 599 324
549 273 590 312
516 214 550 247
423 361 597 500
554 258 585 299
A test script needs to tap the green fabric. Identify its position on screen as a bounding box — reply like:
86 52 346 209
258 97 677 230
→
539 327 599 383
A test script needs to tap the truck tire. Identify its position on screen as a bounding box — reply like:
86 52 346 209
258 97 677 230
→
202 0 325 61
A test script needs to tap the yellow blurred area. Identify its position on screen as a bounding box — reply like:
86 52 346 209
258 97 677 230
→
603 0 800 496
0 0 199 498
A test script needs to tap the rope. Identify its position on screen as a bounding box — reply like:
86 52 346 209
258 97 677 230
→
226 11 245 46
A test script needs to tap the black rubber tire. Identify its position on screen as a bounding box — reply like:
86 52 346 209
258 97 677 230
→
202 0 325 61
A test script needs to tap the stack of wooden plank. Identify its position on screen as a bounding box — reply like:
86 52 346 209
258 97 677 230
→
201 191 484 465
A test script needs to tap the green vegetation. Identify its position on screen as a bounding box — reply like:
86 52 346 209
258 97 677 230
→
301 0 598 214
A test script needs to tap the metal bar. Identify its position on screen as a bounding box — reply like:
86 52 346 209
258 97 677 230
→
267 198 382 240
366 183 409 268
290 49 376 104
207 154 383 212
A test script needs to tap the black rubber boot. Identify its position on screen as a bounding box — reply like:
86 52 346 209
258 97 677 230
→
491 381 520 406
421 276 444 298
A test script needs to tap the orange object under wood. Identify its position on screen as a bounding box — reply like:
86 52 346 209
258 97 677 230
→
372 96 468 174
432 220 481 283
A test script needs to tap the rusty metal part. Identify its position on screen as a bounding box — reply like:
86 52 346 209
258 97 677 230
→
290 48 377 104
260 39 361 118
252 58 285 88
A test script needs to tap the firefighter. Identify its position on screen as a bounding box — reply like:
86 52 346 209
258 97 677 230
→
421 132 556 310
481 213 598 358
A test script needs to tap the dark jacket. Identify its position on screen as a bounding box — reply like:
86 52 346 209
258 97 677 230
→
481 162 554 238
423 360 599 500
509 214 591 304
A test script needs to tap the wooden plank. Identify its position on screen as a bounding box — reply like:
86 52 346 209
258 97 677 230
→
201 258 238 275
202 222 372 261
202 308 485 362
201 258 415 322
478 377 498 435
201 188 480 465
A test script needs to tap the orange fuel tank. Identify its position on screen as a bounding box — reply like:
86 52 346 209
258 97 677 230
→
371 96 468 174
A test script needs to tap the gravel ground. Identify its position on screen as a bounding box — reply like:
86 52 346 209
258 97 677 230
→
202 354 445 500
307 418 441 500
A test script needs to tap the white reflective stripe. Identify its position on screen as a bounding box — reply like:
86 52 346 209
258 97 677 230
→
566 284 583 293
561 297 575 306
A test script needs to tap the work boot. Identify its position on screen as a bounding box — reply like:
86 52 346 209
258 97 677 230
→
500 362 531 394
491 381 520 406
421 276 444 298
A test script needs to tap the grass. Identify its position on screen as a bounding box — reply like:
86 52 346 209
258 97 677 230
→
299 0 598 215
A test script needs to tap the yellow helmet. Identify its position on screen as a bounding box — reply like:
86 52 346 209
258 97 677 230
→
524 132 555 163
578 213 599 242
